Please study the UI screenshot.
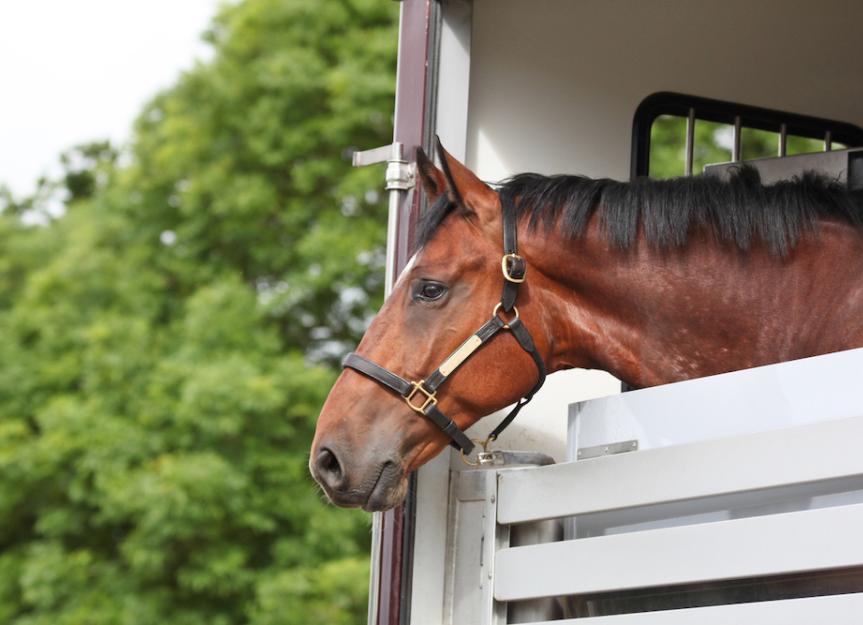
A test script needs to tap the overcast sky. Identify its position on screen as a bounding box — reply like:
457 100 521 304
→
0 0 221 196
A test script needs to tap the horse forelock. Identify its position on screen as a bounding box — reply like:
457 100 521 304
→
415 193 458 249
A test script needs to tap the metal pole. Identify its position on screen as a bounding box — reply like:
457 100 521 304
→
778 123 787 157
684 107 695 176
732 116 742 162
382 142 412 296
825 130 833 152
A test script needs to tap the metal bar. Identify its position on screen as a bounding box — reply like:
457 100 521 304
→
577 439 638 460
499 415 863 525
684 107 695 176
367 511 383 625
353 144 395 167
512 593 863 625
825 130 833 152
383 143 406 295
495 502 863 601
779 123 787 157
732 115 742 161
383 188 402 296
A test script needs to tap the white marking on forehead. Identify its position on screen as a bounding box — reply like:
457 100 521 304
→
393 252 420 288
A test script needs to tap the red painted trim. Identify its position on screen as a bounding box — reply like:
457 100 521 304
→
375 508 404 625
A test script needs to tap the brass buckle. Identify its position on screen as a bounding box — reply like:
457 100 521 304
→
404 380 437 414
492 302 520 329
501 253 526 283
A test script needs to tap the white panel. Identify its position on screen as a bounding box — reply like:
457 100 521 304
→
569 347 863 455
468 0 863 181
515 593 863 625
500 414 863 525
434 0 472 160
495 503 863 601
408 453 450 625
443 469 505 625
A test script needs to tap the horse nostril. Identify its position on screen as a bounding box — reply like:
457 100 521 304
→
316 447 345 489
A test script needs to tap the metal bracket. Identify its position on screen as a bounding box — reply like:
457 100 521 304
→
351 141 415 191
476 450 556 467
576 439 639 460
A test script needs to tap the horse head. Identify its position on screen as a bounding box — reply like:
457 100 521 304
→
310 143 863 511
310 143 551 511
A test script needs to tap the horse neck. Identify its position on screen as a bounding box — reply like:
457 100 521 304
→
519 216 792 387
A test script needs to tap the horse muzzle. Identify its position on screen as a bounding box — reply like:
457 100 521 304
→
310 441 406 511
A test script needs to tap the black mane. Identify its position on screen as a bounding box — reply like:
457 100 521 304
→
417 167 863 256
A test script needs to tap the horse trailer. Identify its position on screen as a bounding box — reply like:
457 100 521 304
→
349 1 863 623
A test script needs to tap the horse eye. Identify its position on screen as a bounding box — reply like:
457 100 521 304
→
415 281 447 302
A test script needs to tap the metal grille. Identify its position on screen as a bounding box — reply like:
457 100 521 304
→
631 92 863 178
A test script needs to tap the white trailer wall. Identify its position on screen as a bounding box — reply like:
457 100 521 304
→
468 0 863 181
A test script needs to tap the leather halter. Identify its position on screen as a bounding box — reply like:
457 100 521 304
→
342 199 547 455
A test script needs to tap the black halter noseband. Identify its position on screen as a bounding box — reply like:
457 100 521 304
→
342 199 546 456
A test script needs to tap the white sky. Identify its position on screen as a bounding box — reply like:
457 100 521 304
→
0 0 222 196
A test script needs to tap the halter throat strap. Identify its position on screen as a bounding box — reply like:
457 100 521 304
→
342 197 545 455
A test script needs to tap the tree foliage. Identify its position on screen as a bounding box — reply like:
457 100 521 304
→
0 1 398 623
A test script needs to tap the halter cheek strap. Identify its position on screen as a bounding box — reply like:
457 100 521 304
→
342 197 546 455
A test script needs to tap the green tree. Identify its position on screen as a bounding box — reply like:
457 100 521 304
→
0 1 398 623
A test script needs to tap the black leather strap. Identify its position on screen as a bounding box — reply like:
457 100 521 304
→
487 317 547 442
343 353 412 396
502 198 518 254
423 405 474 453
501 275 520 312
500 197 525 312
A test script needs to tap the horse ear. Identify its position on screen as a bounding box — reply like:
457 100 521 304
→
433 137 499 224
416 146 447 202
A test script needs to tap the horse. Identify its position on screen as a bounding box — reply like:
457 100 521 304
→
310 139 863 512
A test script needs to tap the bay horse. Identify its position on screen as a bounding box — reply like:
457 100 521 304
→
310 140 863 512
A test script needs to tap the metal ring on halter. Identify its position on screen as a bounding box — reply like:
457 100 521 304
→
459 436 494 467
492 302 519 329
